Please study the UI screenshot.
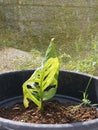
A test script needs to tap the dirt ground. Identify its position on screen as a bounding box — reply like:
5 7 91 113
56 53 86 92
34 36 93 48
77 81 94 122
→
0 47 33 73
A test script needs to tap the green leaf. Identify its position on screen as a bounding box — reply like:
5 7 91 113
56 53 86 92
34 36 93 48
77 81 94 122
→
22 38 60 112
23 82 41 108
23 97 29 108
43 87 57 101
23 57 59 110
43 38 57 64
42 58 59 91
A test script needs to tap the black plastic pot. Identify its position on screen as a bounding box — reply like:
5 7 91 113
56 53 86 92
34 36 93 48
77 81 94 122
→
0 70 98 130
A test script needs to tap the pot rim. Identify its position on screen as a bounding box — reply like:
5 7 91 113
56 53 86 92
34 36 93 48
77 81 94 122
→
0 69 98 79
0 116 98 128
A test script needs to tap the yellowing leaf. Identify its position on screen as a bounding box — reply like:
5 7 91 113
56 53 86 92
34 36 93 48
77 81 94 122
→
22 38 60 112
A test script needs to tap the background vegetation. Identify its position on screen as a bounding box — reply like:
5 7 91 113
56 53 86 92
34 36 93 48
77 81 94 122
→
0 0 98 75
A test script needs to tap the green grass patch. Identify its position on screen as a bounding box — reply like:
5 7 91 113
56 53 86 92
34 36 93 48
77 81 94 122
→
0 29 98 75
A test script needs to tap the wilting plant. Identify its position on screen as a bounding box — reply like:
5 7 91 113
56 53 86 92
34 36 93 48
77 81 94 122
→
22 38 60 113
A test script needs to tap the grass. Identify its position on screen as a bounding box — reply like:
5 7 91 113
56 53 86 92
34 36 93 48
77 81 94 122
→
15 40 98 76
16 49 43 71
59 40 98 75
0 28 98 75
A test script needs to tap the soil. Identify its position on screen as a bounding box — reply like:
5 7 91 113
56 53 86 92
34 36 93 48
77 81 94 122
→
0 47 32 72
0 47 42 73
0 101 98 124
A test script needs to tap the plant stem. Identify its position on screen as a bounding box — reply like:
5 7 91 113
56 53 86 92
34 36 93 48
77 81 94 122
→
85 76 93 95
40 98 44 115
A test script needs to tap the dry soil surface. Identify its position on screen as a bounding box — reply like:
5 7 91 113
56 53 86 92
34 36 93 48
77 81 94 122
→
0 47 33 73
